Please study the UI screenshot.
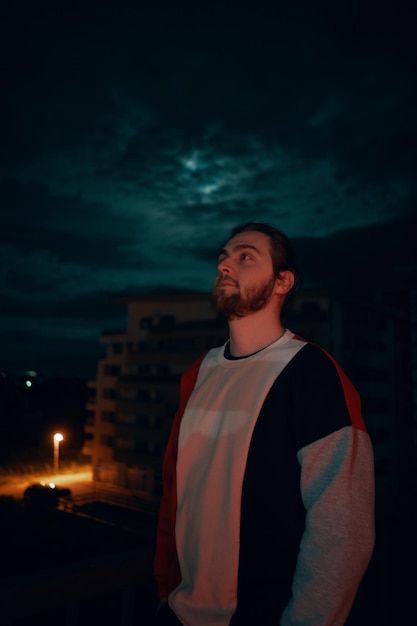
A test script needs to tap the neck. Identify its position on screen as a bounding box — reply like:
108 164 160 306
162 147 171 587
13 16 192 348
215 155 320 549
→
227 308 286 357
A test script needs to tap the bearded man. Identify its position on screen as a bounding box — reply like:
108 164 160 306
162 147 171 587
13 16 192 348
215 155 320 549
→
154 222 375 626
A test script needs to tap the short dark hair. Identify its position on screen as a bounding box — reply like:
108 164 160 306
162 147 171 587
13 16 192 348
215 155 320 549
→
228 222 301 294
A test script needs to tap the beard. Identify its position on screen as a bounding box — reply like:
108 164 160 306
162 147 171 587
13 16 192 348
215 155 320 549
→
212 273 276 320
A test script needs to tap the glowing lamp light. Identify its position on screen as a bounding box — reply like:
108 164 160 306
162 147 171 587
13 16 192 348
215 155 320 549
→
53 433 64 473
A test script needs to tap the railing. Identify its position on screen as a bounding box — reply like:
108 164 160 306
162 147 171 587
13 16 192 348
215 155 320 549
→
58 493 158 538
64 487 160 515
0 545 156 626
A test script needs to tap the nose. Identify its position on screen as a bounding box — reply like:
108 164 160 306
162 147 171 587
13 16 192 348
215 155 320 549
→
217 256 232 275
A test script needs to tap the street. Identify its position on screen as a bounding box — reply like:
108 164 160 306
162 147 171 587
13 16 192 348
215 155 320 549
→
0 466 160 517
0 467 94 500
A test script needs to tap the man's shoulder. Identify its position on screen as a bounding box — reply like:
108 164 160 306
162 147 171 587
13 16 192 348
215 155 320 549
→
283 335 345 379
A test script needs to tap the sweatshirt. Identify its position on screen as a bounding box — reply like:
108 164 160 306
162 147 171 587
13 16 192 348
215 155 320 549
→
154 330 375 626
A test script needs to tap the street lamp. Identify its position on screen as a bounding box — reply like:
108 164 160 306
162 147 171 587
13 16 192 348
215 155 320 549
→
53 433 63 473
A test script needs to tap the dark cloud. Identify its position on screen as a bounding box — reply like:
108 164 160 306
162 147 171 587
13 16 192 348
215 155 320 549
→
0 178 149 269
0 289 126 377
0 325 105 378
293 214 417 294
0 289 125 322
0 2 416 375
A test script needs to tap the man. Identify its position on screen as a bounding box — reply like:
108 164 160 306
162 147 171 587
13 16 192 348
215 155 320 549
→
154 222 375 625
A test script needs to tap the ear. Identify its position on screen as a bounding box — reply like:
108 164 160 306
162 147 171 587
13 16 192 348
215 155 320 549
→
274 271 295 295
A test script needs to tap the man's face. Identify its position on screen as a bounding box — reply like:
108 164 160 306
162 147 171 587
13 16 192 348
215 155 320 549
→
212 230 277 319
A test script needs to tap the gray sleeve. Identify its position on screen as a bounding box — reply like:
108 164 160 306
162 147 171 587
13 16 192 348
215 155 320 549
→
280 426 375 626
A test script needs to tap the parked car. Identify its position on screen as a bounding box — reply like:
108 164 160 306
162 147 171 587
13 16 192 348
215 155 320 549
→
23 482 72 508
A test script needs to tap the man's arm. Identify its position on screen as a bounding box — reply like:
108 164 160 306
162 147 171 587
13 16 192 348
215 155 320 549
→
154 406 182 599
280 425 375 626
154 352 207 599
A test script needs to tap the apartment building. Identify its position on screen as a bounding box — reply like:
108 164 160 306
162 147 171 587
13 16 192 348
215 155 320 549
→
84 290 413 499
83 293 228 497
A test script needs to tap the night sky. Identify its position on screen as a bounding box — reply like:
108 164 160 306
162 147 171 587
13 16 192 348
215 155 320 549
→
1 2 416 377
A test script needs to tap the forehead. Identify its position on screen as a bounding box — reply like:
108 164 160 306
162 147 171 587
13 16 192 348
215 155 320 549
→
223 230 272 253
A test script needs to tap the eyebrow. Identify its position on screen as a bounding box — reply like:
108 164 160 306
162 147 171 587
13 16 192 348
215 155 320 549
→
218 243 261 258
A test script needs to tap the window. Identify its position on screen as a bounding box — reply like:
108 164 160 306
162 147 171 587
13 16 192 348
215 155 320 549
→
102 411 116 423
118 413 136 425
119 387 137 400
136 415 149 428
149 415 162 428
150 389 159 402
165 337 196 351
103 388 117 400
116 438 135 450
126 341 145 354
150 339 163 350
87 388 96 402
150 364 170 376
99 435 115 447
137 389 151 402
104 365 121 377
160 315 176 327
140 317 152 330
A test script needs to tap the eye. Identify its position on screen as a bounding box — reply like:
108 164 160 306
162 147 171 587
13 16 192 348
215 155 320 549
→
240 252 252 261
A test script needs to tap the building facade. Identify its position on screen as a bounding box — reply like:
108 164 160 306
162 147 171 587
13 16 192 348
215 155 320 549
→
84 290 413 499
83 293 228 497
